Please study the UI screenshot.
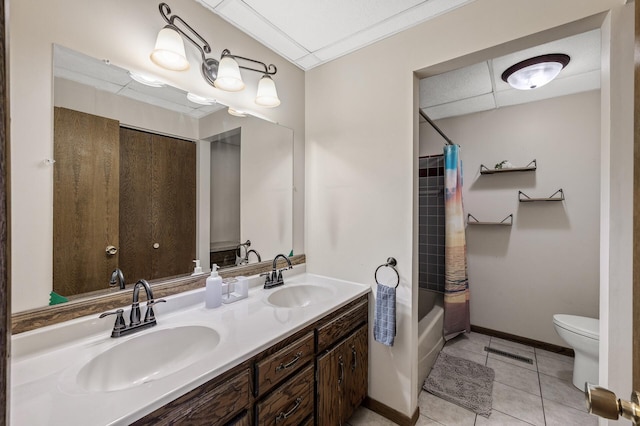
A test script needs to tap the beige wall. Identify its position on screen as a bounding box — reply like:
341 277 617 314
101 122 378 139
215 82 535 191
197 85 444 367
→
306 0 625 417
9 0 304 311
420 91 601 347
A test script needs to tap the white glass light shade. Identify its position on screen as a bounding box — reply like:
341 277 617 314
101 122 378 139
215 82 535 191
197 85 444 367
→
255 75 281 107
129 72 165 87
506 61 564 90
150 27 190 71
187 92 216 105
214 56 245 92
228 107 247 117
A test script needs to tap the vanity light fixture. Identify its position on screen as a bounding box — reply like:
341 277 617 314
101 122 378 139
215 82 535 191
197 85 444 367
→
501 54 570 90
150 3 280 107
228 107 247 117
186 92 217 105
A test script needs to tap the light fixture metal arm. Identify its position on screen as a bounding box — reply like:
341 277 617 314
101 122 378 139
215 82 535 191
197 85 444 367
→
222 49 277 76
159 2 211 62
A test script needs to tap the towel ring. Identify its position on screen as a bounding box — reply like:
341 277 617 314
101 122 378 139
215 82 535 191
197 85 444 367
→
375 257 399 288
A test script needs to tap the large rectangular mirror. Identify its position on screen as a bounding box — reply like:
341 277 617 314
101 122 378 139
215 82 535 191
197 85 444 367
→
43 44 293 302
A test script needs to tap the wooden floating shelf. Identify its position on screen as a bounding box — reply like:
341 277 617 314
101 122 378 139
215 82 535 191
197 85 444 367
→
467 213 513 226
480 159 537 175
518 188 565 202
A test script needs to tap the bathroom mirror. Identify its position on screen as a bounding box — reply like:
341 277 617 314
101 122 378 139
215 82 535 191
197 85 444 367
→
22 45 293 306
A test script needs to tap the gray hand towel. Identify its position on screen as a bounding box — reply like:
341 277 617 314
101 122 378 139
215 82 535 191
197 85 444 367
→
374 284 396 346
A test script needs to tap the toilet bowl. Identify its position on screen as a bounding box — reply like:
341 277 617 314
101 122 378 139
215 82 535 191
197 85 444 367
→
552 314 599 389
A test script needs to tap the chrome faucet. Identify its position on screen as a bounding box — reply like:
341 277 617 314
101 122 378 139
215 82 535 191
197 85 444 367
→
99 279 166 338
262 254 292 289
109 268 125 290
236 240 262 265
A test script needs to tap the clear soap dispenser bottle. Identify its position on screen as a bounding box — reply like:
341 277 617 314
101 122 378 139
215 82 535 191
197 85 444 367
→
205 264 223 308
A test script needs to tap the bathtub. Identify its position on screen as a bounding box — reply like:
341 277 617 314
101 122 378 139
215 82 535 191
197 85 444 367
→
418 288 445 391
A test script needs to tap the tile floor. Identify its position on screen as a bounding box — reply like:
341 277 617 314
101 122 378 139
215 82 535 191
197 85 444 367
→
346 332 597 426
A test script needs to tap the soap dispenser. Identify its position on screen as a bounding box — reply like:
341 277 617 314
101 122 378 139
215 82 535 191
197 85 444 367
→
205 264 223 309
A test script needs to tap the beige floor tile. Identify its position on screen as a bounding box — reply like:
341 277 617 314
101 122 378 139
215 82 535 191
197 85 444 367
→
475 409 536 425
487 342 537 372
441 344 488 366
464 331 492 345
535 348 573 365
445 334 488 355
346 406 399 425
536 354 573 382
415 414 443 425
490 337 535 353
487 357 541 396
539 373 588 412
543 398 598 426
491 382 545 426
418 391 476 426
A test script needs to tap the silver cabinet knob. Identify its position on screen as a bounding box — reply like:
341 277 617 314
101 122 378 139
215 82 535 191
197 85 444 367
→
153 243 160 249
106 245 118 256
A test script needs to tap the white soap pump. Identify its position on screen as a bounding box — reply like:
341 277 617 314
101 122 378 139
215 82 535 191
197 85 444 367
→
205 264 223 309
191 259 203 276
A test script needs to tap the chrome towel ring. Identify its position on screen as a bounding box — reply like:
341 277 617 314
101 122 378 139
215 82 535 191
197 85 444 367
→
375 257 399 289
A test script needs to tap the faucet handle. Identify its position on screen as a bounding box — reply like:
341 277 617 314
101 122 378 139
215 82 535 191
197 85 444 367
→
144 299 166 323
99 309 126 331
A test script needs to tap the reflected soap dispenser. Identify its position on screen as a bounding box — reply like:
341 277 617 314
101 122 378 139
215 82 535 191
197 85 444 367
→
205 264 223 309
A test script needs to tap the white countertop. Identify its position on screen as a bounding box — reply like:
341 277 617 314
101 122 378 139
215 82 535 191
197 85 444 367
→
11 270 370 425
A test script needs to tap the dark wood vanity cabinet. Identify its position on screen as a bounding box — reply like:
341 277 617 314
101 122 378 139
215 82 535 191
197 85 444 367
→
316 307 368 425
133 294 369 426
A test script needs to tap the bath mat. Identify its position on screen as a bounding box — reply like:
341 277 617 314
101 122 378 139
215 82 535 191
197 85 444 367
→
423 351 495 417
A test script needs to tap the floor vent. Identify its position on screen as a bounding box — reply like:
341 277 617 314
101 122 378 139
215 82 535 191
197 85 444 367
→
484 346 534 364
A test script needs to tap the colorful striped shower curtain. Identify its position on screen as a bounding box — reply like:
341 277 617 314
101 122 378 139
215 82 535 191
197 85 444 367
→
443 144 470 340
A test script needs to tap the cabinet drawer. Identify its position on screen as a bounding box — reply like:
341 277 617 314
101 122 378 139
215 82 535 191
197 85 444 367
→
317 299 368 353
255 364 314 426
255 331 314 397
133 369 250 426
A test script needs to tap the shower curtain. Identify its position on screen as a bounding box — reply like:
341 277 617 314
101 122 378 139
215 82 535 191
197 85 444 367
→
443 144 470 340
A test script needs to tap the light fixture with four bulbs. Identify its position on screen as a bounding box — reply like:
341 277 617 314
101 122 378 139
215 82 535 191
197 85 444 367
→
150 2 280 109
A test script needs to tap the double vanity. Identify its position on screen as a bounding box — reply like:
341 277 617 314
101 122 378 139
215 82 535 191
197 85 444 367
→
11 269 370 425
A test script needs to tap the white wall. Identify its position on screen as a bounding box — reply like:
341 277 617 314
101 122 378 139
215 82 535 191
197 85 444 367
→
9 0 304 312
306 0 625 418
420 91 601 346
210 138 241 245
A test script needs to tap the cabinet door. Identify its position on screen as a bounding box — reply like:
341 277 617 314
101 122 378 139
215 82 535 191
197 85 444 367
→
344 325 368 421
53 107 120 296
150 133 196 279
317 340 345 426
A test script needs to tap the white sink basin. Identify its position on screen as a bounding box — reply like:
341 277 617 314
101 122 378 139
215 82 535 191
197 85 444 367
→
267 284 333 308
77 325 220 392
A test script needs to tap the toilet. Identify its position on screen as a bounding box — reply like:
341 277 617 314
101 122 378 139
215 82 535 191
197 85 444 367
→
552 314 599 389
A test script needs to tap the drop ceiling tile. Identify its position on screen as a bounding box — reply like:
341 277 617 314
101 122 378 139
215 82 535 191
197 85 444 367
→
119 87 195 114
194 0 225 9
241 0 424 52
420 62 492 108
495 70 600 108
492 29 600 91
214 0 309 62
423 93 496 120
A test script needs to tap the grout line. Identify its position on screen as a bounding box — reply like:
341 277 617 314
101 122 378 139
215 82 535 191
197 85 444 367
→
534 351 548 425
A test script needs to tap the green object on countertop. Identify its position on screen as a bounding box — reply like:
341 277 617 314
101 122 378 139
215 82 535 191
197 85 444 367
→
288 250 293 257
49 291 68 305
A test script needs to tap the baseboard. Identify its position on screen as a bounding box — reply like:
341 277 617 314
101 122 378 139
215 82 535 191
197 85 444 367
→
362 396 420 426
471 325 575 357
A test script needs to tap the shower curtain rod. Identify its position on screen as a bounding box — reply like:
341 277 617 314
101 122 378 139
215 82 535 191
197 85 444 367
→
420 109 454 146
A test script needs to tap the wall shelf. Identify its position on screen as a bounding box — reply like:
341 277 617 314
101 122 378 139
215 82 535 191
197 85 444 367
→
518 188 565 202
480 159 537 175
467 213 513 226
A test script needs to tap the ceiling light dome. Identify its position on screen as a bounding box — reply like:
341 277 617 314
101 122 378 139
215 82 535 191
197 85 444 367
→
501 54 570 90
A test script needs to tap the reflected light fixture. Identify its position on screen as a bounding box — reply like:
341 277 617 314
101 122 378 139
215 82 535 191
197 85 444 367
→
228 107 247 117
129 71 165 87
501 54 570 90
150 3 281 107
186 92 217 105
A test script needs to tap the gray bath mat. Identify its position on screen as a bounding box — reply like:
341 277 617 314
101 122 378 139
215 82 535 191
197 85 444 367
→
423 351 495 417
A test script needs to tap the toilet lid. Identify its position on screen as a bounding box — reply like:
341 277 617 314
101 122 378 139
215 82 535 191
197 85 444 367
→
553 314 599 340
